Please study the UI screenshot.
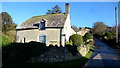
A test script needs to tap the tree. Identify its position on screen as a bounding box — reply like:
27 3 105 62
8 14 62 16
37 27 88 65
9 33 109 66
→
84 32 93 41
46 5 62 14
1 12 17 33
46 10 52 15
92 22 108 36
103 31 114 40
69 34 83 46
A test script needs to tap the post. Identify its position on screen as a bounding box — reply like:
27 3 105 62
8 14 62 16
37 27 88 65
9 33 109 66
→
115 7 118 44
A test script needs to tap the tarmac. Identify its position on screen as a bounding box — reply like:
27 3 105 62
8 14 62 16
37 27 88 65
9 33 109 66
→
84 39 120 68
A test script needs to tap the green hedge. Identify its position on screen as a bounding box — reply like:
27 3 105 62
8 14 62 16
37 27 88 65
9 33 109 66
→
69 34 83 46
84 32 93 41
103 31 115 40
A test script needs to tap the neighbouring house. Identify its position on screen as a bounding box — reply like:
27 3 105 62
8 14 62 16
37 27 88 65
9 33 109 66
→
72 27 89 36
77 27 90 36
16 3 76 47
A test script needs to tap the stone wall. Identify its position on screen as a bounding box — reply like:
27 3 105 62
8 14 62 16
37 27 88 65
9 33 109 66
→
78 45 91 56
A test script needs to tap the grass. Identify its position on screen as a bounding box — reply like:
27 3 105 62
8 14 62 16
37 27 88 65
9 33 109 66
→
85 45 94 59
2 45 94 68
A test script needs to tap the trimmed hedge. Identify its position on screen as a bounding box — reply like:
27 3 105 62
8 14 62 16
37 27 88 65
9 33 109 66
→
84 32 93 41
69 34 83 46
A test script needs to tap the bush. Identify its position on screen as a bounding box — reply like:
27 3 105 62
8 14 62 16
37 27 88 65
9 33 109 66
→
2 42 47 63
1 34 11 46
84 32 93 41
103 31 115 40
66 40 73 46
88 40 93 45
69 34 83 46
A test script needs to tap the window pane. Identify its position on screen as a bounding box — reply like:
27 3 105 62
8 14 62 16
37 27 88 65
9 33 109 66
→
39 35 46 43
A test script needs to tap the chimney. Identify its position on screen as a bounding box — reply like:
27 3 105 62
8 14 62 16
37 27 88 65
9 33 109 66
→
65 3 70 14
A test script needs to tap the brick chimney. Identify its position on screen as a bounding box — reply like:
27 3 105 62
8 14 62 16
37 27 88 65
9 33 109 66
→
65 3 70 14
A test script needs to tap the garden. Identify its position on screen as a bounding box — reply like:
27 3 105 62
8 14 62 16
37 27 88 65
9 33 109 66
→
2 33 94 68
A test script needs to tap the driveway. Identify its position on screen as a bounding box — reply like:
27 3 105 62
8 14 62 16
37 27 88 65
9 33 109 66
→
85 39 120 68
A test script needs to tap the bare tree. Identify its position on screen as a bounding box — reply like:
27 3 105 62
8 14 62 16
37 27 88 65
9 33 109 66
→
46 5 62 14
92 22 108 36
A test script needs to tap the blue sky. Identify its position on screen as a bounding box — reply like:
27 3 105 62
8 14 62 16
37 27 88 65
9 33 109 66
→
2 2 118 28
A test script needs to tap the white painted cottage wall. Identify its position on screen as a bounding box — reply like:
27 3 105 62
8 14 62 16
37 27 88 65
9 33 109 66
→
63 14 76 42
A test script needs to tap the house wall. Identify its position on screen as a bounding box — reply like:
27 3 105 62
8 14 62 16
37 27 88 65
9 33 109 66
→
16 28 62 47
16 29 38 43
38 28 62 47
63 14 76 42
77 30 88 36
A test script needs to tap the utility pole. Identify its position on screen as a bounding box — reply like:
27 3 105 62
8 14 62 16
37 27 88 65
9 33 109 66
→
115 7 118 44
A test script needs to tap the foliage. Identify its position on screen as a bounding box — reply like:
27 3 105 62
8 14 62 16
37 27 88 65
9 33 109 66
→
46 5 62 14
84 32 93 41
92 22 108 36
66 45 78 56
1 34 11 46
70 34 83 46
85 45 94 59
85 27 91 29
88 40 93 45
3 42 47 63
3 45 94 68
103 31 115 40
1 12 17 34
0 12 17 42
77 46 81 51
66 40 73 46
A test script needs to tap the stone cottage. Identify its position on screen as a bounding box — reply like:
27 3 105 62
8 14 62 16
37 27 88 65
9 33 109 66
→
16 3 76 47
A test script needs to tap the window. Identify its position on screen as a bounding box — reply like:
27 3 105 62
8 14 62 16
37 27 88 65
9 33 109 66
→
39 35 46 44
39 19 45 30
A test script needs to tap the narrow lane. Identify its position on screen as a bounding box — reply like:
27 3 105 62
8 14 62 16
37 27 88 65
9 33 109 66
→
85 39 120 68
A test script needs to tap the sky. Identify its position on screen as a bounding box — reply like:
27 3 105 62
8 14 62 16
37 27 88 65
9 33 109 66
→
2 2 118 28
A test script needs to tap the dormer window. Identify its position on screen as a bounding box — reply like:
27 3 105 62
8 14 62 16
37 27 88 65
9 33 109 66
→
39 19 45 30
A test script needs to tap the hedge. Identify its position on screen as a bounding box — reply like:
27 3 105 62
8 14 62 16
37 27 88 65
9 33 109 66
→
69 34 83 46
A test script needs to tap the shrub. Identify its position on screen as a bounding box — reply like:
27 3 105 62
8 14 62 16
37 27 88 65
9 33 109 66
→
77 46 81 51
1 34 11 46
69 34 83 46
84 32 93 41
66 40 73 46
88 40 93 45
103 31 115 40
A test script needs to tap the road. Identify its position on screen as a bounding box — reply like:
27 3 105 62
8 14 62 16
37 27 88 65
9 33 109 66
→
85 39 120 68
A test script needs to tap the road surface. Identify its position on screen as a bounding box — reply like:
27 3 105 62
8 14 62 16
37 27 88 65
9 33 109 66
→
85 39 120 68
